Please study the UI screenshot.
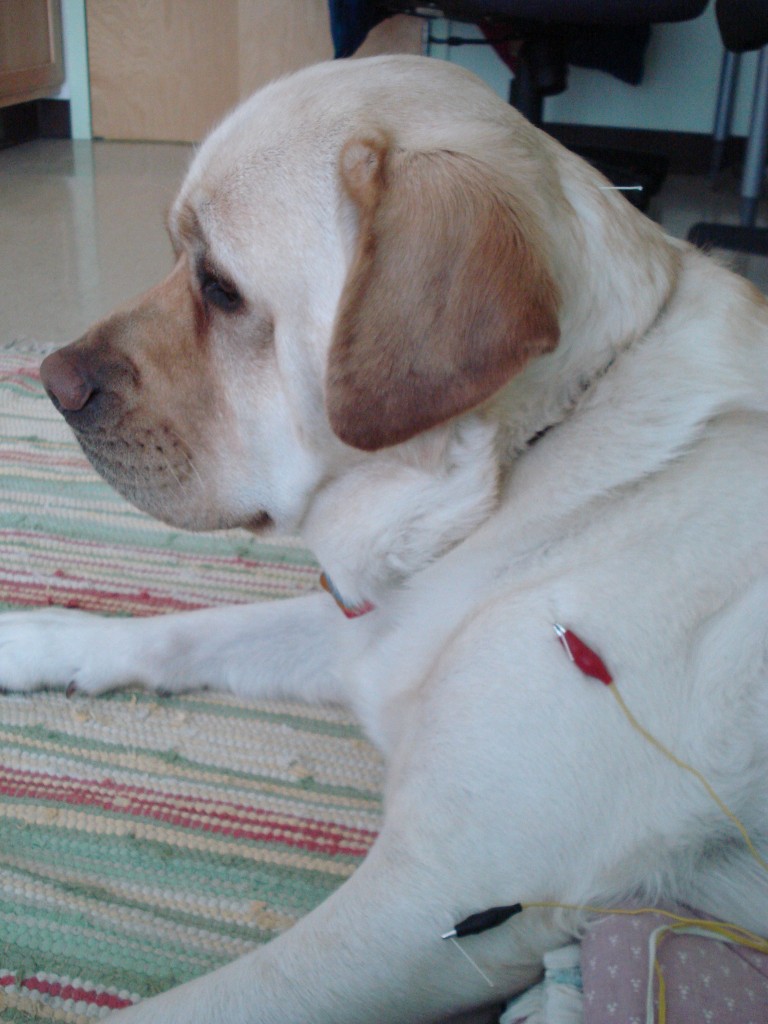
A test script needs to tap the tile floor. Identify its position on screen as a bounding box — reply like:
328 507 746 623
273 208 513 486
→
1 135 767 352
651 165 768 290
1 140 192 349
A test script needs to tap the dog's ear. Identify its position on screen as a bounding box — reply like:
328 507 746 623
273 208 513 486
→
326 135 560 451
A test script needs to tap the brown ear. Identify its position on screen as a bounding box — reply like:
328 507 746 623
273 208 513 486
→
326 136 560 451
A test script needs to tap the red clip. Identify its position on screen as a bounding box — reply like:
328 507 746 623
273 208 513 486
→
553 623 613 685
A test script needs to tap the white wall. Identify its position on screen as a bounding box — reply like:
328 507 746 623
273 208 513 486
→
52 0 91 139
428 4 758 138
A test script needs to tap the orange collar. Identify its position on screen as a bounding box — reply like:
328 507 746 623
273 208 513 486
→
319 572 375 618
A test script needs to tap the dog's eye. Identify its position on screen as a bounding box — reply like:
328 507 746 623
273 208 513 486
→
199 268 242 313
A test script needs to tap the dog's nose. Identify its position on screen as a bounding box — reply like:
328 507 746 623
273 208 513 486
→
40 348 95 412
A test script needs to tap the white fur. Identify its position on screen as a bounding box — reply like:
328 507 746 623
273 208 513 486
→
1 57 768 1023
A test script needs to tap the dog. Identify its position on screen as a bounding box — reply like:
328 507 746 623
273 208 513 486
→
2 55 768 1023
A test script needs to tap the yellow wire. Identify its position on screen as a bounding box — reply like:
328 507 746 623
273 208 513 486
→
521 902 768 1024
522 902 768 951
655 958 666 1024
442 675 767 1017
607 683 768 875
519 680 768 1023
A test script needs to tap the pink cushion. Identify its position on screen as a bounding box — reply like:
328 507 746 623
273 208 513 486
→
581 906 768 1023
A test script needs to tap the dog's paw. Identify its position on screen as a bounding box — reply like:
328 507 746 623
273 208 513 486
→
0 608 121 694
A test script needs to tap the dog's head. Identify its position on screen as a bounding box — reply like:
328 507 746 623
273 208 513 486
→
41 56 674 570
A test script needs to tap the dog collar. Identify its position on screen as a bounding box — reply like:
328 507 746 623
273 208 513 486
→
319 572 375 619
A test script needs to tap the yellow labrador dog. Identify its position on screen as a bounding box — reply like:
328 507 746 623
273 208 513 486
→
3 55 768 1023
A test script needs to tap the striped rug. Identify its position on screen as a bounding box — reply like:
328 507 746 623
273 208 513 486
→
0 340 384 1021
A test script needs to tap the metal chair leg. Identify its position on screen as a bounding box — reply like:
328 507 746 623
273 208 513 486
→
710 48 740 181
689 44 768 254
740 45 768 226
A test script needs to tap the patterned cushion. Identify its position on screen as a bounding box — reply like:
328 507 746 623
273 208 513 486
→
581 906 768 1024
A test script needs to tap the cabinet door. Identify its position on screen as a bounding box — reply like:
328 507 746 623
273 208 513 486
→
87 0 421 143
0 0 64 108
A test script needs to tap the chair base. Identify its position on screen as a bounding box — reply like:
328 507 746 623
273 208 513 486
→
688 221 768 256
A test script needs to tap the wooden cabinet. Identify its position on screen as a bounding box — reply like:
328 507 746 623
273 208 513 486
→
0 0 64 108
87 0 422 142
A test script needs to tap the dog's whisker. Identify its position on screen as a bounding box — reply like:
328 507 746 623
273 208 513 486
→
165 426 206 491
157 448 185 492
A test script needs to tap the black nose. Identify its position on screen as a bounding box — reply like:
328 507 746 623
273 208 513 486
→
40 348 95 412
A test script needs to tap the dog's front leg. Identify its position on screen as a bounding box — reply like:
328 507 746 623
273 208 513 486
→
0 593 344 702
107 817 540 1024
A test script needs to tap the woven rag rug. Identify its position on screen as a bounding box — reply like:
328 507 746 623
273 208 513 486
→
0 339 385 1021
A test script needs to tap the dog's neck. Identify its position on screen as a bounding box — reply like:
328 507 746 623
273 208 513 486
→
497 184 683 457
304 299 677 615
305 191 682 615
301 417 500 612
303 336 627 614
